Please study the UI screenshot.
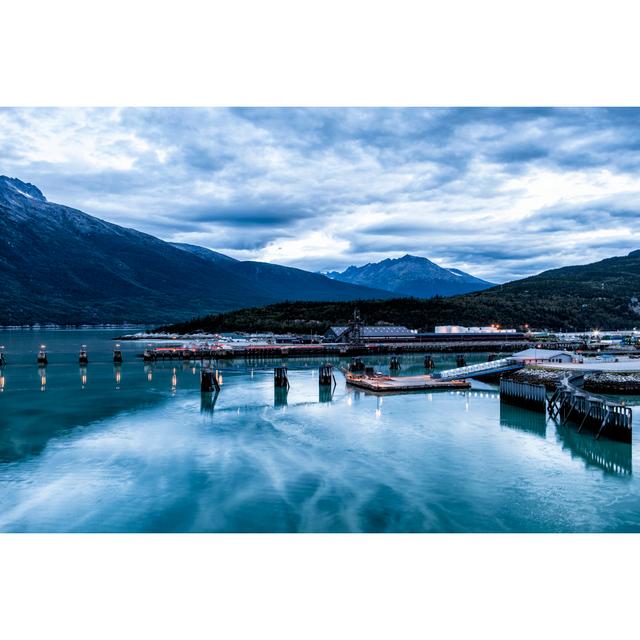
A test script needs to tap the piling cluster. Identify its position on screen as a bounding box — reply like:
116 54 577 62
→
15 346 127 366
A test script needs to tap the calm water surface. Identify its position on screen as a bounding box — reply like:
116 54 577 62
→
0 329 638 532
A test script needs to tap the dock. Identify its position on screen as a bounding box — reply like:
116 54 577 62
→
344 371 471 393
548 374 632 443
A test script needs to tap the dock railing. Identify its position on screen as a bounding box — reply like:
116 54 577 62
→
436 358 521 381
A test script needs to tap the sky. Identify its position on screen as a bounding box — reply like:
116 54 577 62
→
1 107 640 282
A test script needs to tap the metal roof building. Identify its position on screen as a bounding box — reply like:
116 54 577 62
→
510 349 574 363
324 325 416 343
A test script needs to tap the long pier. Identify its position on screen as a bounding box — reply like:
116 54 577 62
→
136 340 563 361
497 372 633 443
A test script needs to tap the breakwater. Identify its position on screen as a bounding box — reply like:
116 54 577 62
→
506 368 640 394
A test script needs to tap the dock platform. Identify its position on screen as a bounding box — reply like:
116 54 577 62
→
344 372 471 393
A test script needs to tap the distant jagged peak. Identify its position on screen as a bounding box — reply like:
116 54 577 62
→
0 176 47 202
397 253 431 262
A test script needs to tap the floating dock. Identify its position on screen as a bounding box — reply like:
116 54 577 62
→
344 371 471 393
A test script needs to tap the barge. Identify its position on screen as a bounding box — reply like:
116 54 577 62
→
343 370 471 393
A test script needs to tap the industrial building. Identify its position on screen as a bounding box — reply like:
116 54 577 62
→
324 325 416 343
435 325 517 334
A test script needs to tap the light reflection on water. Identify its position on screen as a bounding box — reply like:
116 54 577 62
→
0 329 639 533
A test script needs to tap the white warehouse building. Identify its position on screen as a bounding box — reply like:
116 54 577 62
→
510 349 575 364
435 325 517 334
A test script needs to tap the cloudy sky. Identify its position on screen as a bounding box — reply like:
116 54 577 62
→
1 107 639 282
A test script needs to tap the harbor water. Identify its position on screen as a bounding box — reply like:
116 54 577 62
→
0 329 639 533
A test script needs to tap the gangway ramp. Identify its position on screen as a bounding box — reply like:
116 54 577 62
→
434 358 523 381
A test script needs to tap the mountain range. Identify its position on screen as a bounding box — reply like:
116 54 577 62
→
324 254 494 297
0 177 392 325
163 250 640 333
0 176 502 325
10 174 634 332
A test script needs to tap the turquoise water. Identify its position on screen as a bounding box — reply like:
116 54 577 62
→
0 329 638 532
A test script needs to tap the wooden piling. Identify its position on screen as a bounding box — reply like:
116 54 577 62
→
424 354 434 369
274 366 290 389
319 363 334 386
37 347 48 366
201 368 221 393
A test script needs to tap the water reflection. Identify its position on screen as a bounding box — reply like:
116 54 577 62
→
274 387 288 408
499 403 547 438
38 366 47 391
555 424 632 476
79 366 87 389
200 390 220 416
319 385 333 403
2 331 640 532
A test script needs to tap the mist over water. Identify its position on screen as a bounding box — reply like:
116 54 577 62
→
0 329 639 532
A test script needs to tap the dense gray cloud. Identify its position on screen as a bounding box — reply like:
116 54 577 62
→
1 107 639 282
